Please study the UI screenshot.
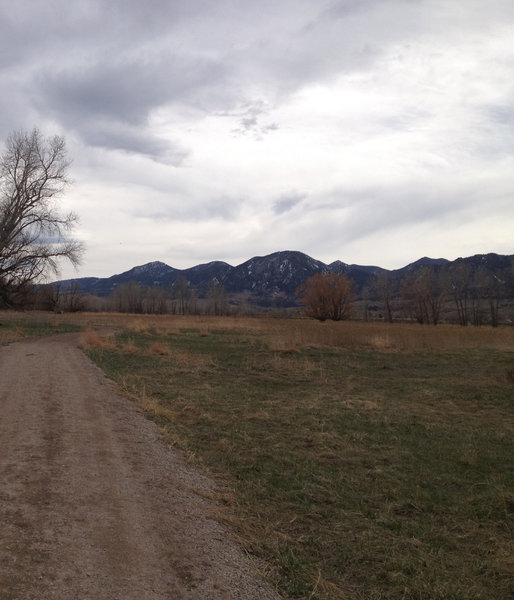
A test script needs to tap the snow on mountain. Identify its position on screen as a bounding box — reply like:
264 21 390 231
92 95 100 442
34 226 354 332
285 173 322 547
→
56 251 514 306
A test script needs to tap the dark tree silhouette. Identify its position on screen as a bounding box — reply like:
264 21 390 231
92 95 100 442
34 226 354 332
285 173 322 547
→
0 128 83 306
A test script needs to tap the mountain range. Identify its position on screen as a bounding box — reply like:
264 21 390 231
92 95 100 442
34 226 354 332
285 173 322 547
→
57 250 513 308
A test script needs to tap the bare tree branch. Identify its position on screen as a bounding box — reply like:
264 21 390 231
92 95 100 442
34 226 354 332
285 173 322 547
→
0 128 84 306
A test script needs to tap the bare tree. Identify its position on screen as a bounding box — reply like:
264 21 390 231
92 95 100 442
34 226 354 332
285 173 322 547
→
401 266 446 325
173 275 191 314
375 272 395 323
36 282 63 312
206 279 228 315
475 265 508 327
0 128 83 306
143 286 168 314
297 273 355 321
110 282 143 313
448 261 472 326
61 281 87 313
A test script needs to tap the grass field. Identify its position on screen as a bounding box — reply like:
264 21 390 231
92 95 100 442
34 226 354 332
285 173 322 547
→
2 311 513 598
77 315 514 600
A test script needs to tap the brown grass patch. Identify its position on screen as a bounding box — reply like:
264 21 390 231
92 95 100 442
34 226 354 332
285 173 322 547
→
264 319 514 352
119 340 138 353
80 329 115 350
148 341 172 356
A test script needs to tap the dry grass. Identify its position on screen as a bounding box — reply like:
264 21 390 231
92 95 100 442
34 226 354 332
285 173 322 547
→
7 310 512 352
263 319 514 351
15 326 25 338
80 329 115 350
79 325 216 373
148 341 171 356
119 340 139 353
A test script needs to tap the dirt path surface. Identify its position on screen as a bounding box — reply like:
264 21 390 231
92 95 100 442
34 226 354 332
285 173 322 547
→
0 335 280 600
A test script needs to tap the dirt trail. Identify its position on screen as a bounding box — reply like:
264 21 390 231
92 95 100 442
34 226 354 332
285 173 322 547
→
0 335 279 600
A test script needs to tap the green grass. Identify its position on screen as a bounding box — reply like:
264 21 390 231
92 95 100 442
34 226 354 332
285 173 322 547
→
86 321 514 600
0 312 81 344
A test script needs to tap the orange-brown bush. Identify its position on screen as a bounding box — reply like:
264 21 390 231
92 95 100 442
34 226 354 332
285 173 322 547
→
80 329 115 350
297 272 355 321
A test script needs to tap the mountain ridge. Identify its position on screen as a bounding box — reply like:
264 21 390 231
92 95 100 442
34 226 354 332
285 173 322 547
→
57 250 514 307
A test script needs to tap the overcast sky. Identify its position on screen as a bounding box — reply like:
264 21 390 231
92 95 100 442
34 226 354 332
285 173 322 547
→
1 0 514 278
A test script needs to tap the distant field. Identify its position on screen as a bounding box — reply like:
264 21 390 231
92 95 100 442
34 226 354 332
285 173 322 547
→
3 311 514 599
0 311 81 343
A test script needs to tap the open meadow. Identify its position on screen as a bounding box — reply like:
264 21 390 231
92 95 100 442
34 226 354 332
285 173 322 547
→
2 311 513 599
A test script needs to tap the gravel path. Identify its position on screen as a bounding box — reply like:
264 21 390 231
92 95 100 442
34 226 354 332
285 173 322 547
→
0 335 280 600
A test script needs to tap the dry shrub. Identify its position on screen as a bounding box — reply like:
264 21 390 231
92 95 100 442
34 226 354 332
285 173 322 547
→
15 327 25 339
148 341 171 356
81 329 115 350
0 328 21 344
129 319 150 333
119 340 138 353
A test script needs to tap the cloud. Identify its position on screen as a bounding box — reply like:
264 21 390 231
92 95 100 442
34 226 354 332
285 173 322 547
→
78 122 188 165
1 0 513 278
31 52 228 160
273 192 306 215
228 101 281 138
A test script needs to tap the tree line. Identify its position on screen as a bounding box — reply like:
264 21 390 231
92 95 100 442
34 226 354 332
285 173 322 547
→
372 261 513 326
300 260 513 326
31 276 234 316
26 262 513 326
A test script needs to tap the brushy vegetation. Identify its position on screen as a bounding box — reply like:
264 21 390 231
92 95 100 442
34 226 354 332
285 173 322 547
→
76 315 514 599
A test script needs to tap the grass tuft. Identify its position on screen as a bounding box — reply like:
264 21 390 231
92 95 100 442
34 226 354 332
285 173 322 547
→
148 341 171 356
80 329 115 350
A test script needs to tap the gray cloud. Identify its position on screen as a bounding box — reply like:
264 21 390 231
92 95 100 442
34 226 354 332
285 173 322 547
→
273 193 306 215
1 0 513 277
36 53 228 123
31 53 227 159
229 101 280 138
80 123 188 165
132 193 243 223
